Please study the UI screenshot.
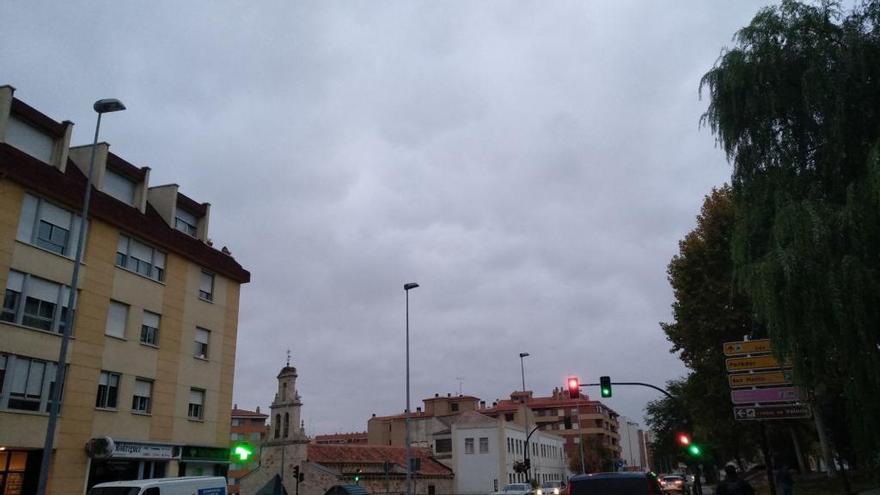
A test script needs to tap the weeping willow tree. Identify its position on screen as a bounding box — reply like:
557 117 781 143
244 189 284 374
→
700 0 880 459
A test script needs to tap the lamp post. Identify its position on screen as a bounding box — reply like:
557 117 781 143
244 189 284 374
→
403 282 419 495
36 98 126 495
518 352 530 393
518 352 530 482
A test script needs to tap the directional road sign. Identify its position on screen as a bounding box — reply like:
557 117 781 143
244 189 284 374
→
731 386 801 404
733 404 811 421
728 370 793 388
723 339 771 356
725 355 788 372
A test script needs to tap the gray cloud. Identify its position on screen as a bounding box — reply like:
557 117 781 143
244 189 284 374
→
1 0 771 433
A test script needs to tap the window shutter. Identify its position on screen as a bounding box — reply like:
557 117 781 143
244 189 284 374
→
199 272 213 294
195 328 209 344
26 361 45 396
27 277 60 302
40 201 73 228
117 235 129 254
106 302 128 338
99 371 109 386
142 311 160 328
16 194 39 242
130 239 152 261
6 271 25 292
153 251 165 269
190 389 204 405
135 380 151 397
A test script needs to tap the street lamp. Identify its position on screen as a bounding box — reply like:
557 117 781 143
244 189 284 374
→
519 352 530 393
36 98 126 495
403 282 419 495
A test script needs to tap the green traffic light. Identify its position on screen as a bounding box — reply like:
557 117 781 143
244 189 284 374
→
234 444 253 461
688 444 701 457
601 387 612 398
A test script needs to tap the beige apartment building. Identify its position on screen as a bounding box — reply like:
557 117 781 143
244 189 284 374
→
0 86 250 494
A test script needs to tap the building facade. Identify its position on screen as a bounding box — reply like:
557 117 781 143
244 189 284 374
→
481 389 621 471
0 86 249 494
445 411 566 495
367 393 483 448
313 432 368 445
618 417 649 472
228 406 269 494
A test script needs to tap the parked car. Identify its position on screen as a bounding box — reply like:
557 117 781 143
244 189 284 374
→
538 481 564 495
493 483 535 495
659 475 686 493
568 472 663 495
87 476 226 495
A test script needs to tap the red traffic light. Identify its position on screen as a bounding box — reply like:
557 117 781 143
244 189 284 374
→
676 433 692 447
567 376 580 398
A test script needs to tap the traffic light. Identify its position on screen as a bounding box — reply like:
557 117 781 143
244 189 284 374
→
232 443 254 462
600 376 612 398
523 458 531 471
567 376 580 399
675 433 691 447
688 444 702 457
675 433 702 457
354 468 362 484
293 466 300 480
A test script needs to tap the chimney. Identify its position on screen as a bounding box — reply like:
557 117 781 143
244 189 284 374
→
256 406 260 413
435 393 439 398
234 403 238 409
480 401 486 409
372 413 376 417
447 393 451 397
417 407 422 413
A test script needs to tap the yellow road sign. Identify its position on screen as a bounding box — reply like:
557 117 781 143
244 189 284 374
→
728 370 793 388
723 339 771 356
726 354 787 372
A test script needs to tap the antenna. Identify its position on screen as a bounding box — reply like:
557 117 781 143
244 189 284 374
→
456 377 464 395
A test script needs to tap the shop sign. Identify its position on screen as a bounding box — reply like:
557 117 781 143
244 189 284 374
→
181 446 230 462
112 441 176 459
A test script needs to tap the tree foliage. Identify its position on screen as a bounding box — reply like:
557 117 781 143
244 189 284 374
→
657 187 759 464
701 0 880 456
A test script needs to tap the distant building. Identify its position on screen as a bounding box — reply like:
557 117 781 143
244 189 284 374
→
618 417 649 471
314 432 368 445
481 389 621 469
0 85 249 494
445 411 566 495
228 406 269 493
368 393 482 448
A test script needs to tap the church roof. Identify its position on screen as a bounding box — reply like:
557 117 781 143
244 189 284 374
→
277 366 297 378
307 444 453 477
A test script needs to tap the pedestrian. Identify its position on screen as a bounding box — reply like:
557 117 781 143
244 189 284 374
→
715 465 755 495
775 463 794 495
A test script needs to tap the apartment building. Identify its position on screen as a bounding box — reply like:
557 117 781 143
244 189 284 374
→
313 432 368 445
482 389 621 469
228 406 269 494
367 393 483 448
0 86 250 494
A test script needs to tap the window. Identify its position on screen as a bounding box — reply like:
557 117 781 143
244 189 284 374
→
230 433 241 441
479 437 489 454
116 234 166 282
6 115 55 162
505 413 514 422
175 208 198 237
465 437 474 454
0 353 62 412
16 194 83 256
103 169 136 205
199 271 214 301
194 328 210 359
250 432 261 442
188 388 205 420
274 414 280 438
95 371 120 409
105 301 128 338
435 438 452 453
132 379 152 413
141 311 160 346
232 418 241 427
450 402 459 412
2 270 74 334
283 412 290 437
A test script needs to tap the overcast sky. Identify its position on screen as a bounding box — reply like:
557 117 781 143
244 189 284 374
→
2 1 773 434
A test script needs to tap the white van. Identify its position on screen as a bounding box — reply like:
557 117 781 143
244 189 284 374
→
87 476 227 495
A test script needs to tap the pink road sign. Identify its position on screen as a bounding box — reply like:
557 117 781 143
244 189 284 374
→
731 386 801 404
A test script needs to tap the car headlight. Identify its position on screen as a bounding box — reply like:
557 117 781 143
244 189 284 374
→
554 489 559 495
536 489 543 495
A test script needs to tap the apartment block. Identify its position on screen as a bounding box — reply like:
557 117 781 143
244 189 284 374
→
228 406 269 494
0 86 250 494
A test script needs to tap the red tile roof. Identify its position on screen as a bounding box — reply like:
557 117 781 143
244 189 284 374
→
307 444 453 477
314 432 368 442
232 408 268 419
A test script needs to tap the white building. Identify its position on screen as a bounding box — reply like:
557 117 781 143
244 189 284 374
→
618 417 649 471
441 411 567 495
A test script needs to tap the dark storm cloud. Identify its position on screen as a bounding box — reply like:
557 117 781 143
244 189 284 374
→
1 1 771 432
